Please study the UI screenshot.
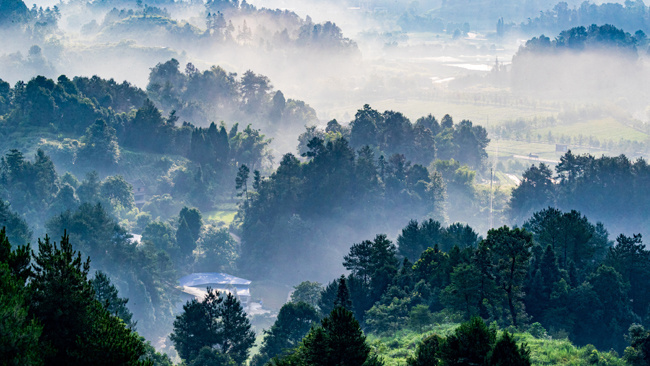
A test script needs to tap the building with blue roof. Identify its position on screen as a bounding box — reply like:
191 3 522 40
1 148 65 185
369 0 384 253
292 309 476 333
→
177 272 252 310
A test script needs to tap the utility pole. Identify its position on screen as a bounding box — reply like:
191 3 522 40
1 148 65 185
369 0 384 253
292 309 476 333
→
490 167 493 230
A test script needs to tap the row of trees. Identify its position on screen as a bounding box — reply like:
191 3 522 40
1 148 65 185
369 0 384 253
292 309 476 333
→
510 150 650 236
298 106 489 169
0 71 275 213
254 276 535 366
518 0 650 38
237 136 445 283
516 24 640 56
147 58 317 132
288 206 649 353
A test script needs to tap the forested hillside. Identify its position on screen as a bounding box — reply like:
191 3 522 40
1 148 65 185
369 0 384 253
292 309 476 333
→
3 0 650 364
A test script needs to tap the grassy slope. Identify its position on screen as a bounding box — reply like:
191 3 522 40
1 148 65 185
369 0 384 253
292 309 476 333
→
367 326 625 366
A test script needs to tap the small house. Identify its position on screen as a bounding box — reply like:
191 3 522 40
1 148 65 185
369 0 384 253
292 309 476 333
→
177 272 252 311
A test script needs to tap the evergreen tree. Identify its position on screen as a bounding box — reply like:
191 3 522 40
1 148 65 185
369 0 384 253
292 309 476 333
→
28 232 149 366
235 164 250 202
334 275 353 310
0 230 42 365
285 306 380 366
170 289 222 362
440 316 496 366
254 301 319 365
92 271 136 329
290 281 323 309
219 292 255 365
406 334 443 366
487 331 531 366
484 226 533 327
318 279 338 317
177 207 202 260
189 347 236 366
78 119 120 167
171 289 254 365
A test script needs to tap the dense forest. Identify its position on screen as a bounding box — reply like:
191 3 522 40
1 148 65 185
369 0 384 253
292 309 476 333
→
4 0 650 364
3 70 650 365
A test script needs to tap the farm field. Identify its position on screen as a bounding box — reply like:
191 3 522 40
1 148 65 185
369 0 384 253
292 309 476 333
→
532 117 648 142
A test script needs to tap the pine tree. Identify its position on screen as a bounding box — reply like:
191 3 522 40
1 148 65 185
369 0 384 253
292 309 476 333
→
92 271 136 329
440 316 496 365
406 334 443 366
28 232 149 366
219 292 255 365
334 275 352 310
171 289 254 365
0 231 42 365
487 331 531 366
305 307 376 366
171 289 222 362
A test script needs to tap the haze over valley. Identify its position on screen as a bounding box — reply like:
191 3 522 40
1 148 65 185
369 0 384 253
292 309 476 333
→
3 0 650 365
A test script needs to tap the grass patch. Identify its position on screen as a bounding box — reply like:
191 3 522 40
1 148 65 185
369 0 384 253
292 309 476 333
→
205 210 238 225
532 117 648 142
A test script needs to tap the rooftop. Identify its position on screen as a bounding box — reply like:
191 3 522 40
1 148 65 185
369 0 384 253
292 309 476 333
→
179 272 251 287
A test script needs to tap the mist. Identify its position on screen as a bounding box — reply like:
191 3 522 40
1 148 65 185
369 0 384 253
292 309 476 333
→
4 0 650 361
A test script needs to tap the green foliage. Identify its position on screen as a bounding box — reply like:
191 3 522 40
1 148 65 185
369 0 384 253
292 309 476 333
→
91 271 135 330
290 281 323 310
194 225 238 273
511 151 650 238
375 325 625 366
343 234 400 320
177 206 202 260
171 288 255 365
254 301 320 365
46 203 178 341
442 264 483 320
409 305 433 332
483 226 533 327
141 341 175 366
345 105 489 168
147 59 317 133
365 297 409 334
400 318 531 366
142 220 178 255
509 163 555 223
0 226 31 282
239 136 444 283
318 279 339 317
28 232 150 365
488 331 531 366
189 347 236 366
518 24 638 56
0 201 32 248
441 317 497 365
406 333 443 366
0 236 42 366
78 119 120 167
335 275 353 311
99 175 134 210
277 306 380 366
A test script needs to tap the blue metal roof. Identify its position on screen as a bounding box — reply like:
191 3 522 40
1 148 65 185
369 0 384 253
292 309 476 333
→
179 273 251 287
